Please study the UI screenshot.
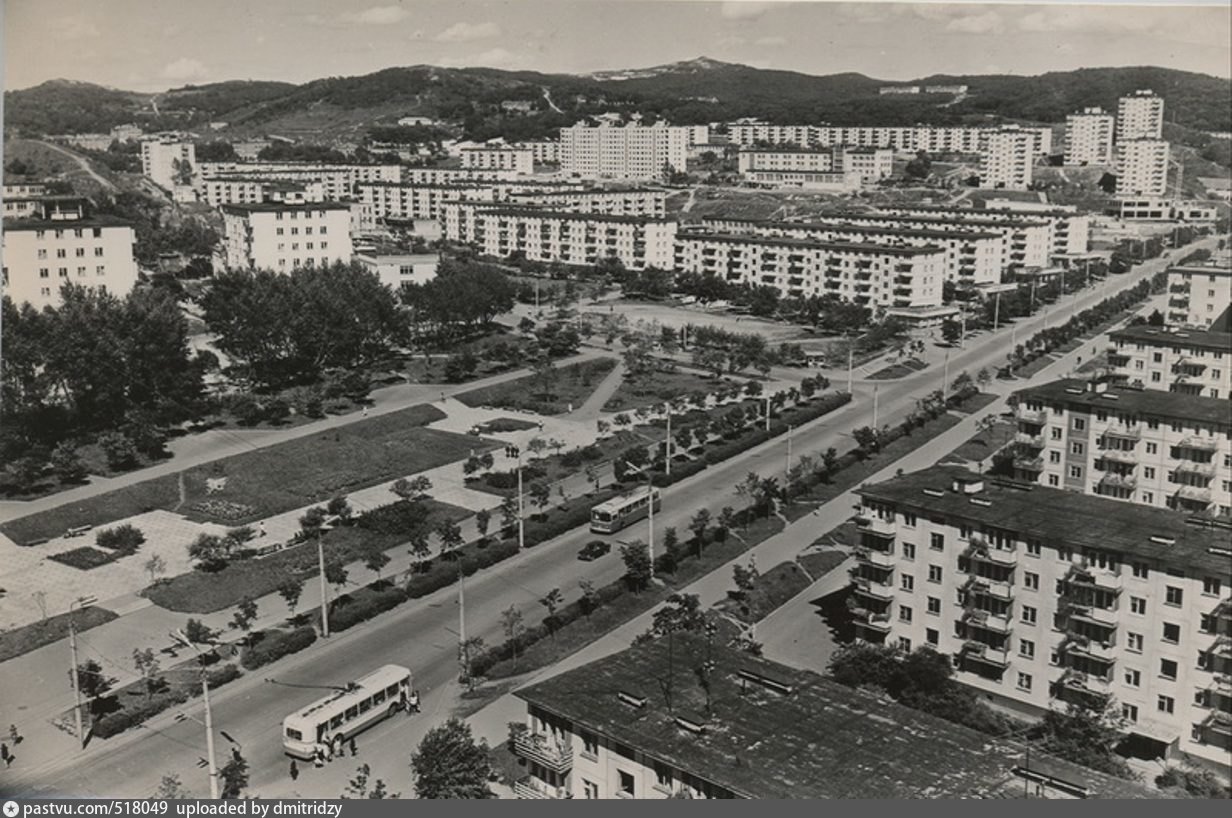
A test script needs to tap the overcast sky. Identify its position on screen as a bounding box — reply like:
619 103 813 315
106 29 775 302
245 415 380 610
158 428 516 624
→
4 1 1230 92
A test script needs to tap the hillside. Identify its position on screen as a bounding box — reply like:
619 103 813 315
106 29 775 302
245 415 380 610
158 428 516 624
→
4 60 1229 142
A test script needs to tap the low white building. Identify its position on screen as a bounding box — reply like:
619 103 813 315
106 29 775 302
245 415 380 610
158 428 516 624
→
1 211 140 310
217 202 354 273
355 251 438 291
737 146 892 184
460 147 534 175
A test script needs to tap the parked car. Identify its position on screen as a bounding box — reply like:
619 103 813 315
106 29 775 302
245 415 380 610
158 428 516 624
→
578 540 611 561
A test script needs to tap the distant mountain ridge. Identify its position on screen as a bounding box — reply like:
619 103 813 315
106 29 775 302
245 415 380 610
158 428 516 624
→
4 58 1229 141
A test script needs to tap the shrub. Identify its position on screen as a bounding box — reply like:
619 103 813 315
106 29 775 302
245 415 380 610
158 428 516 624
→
325 586 409 633
241 626 317 670
48 546 117 570
96 524 146 553
93 663 241 739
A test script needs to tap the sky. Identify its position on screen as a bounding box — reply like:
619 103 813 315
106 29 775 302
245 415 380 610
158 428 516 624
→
3 1 1230 92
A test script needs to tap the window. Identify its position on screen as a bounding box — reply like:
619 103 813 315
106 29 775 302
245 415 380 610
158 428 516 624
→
1124 668 1141 687
1024 572 1039 591
1127 632 1144 652
581 731 598 757
1160 658 1178 681
901 542 916 559
1122 704 1138 723
1073 417 1086 431
926 628 939 646
618 770 635 798
1143 466 1155 479
654 762 672 789
1069 465 1083 479
928 565 942 583
1132 562 1149 579
930 533 944 551
1204 577 1222 597
1047 474 1060 487
897 636 912 652
37 249 46 259
1165 586 1184 607
75 247 85 257
1020 639 1035 659
927 597 941 615
900 574 914 592
898 605 913 623
276 227 284 235
1026 540 1041 557
1162 623 1181 644
1049 451 1061 464
583 780 598 800
1070 441 1085 456
903 512 917 527
56 248 66 258
39 268 49 279
1157 695 1174 715
1050 427 1062 440
1017 672 1032 692
1021 605 1037 625
1130 597 1147 615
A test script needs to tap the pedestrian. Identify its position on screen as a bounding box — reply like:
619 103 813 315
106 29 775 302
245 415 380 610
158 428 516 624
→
326 742 334 763
349 737 357 757
1 742 10 768
440 391 446 403
409 689 421 713
362 406 369 418
313 748 325 769
7 724 18 745
258 521 266 537
290 760 299 781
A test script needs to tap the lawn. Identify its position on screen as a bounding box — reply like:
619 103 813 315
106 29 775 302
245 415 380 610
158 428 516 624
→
0 605 117 663
717 560 812 624
868 357 929 380
143 499 471 613
47 546 122 570
798 549 849 581
940 418 1018 465
0 403 481 545
949 391 1000 414
601 367 719 413
454 358 617 415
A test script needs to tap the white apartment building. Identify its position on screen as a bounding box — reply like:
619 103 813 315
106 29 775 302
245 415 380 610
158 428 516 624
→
741 169 863 192
401 167 526 185
1118 90 1165 142
460 147 534 175
737 146 893 184
506 188 667 217
1010 378 1231 517
673 232 944 307
442 203 677 270
217 202 354 273
354 251 438 291
516 141 560 164
880 204 1090 258
141 134 197 197
853 464 1232 770
1116 140 1170 197
559 122 689 180
699 217 1004 288
1 214 139 310
981 128 1036 190
1167 263 1232 330
198 162 400 200
1065 108 1116 166
355 182 500 221
198 177 328 207
723 122 1053 158
725 120 816 147
3 182 47 199
1107 324 1232 399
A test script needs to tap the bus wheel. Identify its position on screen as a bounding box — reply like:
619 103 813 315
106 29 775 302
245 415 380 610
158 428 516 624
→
389 702 402 717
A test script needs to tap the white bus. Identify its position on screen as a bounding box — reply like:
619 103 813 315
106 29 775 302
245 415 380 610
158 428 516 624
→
282 664 413 759
590 486 661 534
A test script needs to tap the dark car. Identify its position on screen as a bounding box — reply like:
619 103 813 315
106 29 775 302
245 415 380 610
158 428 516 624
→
578 540 611 561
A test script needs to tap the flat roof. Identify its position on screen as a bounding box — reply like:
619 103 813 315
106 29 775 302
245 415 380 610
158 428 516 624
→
856 465 1232 575
219 202 351 214
677 231 945 257
830 210 1050 229
1014 377 1231 428
3 215 134 232
702 217 1000 242
894 204 1080 219
509 188 664 197
467 207 675 225
516 636 1164 799
1109 324 1232 354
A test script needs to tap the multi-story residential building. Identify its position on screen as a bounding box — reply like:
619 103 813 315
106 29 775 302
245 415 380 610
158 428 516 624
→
1166 263 1232 330
198 177 328 207
510 634 1166 799
981 128 1036 190
1 212 139 310
736 146 893 184
354 250 438 291
355 182 500 222
3 181 48 199
401 167 525 185
881 204 1090 258
673 231 944 307
441 203 677 270
841 147 896 183
506 188 667 217
515 140 560 164
852 464 1232 770
722 122 1053 157
559 122 689 179
460 147 534 175
110 123 143 142
141 134 198 198
1065 108 1116 166
1107 324 1232 399
925 84 969 94
1116 139 1170 197
216 202 354 273
1010 378 1231 517
698 217 1003 287
197 162 400 200
1117 90 1165 142
725 120 815 147
879 85 921 95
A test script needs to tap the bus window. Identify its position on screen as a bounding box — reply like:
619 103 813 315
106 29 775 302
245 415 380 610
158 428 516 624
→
286 727 303 741
359 697 372 714
593 511 612 522
330 715 344 730
386 684 399 698
373 689 386 705
345 706 359 720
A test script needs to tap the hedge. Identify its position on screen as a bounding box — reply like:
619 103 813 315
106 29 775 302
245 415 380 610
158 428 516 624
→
324 585 409 633
92 663 241 739
241 626 318 670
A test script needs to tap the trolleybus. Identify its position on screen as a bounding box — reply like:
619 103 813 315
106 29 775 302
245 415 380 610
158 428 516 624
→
281 664 413 759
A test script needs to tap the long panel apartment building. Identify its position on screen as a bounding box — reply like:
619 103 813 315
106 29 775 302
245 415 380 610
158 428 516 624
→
460 146 534 175
851 464 1232 770
198 161 401 200
673 231 944 307
737 146 893 186
506 188 667 217
877 204 1091 257
1107 324 1232 399
559 122 689 179
217 202 354 273
441 203 676 270
1166 262 1232 330
1009 378 1230 517
199 177 329 207
724 122 1053 157
698 217 1003 287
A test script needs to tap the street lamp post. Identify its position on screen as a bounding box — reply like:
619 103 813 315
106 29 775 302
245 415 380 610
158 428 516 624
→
942 351 951 396
171 630 221 800
625 462 656 582
504 445 526 550
664 408 672 477
316 519 336 638
67 595 97 750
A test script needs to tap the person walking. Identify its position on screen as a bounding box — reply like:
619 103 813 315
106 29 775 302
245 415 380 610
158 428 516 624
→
289 760 299 781
313 748 325 769
1 742 11 768
349 737 357 757
408 689 421 714
7 724 19 745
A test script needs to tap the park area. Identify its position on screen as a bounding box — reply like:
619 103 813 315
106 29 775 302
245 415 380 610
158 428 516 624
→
1 403 487 545
454 358 616 415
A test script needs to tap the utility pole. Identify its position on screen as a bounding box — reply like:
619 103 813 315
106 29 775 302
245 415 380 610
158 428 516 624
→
627 463 656 582
664 409 672 477
67 595 95 750
506 445 525 550
872 384 880 428
847 346 854 394
992 291 1002 333
457 557 468 686
785 424 793 483
202 672 219 800
943 350 951 396
764 395 771 431
317 528 330 638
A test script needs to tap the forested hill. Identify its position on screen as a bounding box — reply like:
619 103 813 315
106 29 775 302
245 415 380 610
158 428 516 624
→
4 60 1229 141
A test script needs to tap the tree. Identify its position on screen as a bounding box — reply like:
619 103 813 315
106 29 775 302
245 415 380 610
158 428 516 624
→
500 605 526 670
539 588 563 638
219 750 249 799
391 475 432 501
364 546 392 581
298 506 328 539
184 618 218 646
49 441 88 483
153 774 191 799
326 495 353 522
74 659 115 713
715 506 736 542
410 719 493 799
344 763 399 799
578 579 598 618
278 577 304 616
186 534 230 571
852 426 881 454
688 508 711 557
976 367 992 390
1155 764 1231 799
98 431 140 471
528 482 552 516
474 508 491 542
143 553 167 583
732 561 759 596
436 520 464 557
1038 701 1134 779
620 542 653 592
324 559 349 594
229 597 259 645
132 647 162 702
638 593 709 643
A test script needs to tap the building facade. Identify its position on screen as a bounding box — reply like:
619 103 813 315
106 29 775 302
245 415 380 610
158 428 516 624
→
198 162 400 200
1010 378 1231 517
141 134 197 196
880 204 1091 258
1117 91 1166 142
1065 108 1116 166
852 464 1232 770
354 251 438 291
217 202 354 272
1 214 140 310
1167 263 1232 330
1107 325 1232 399
355 182 500 221
506 188 667 217
981 128 1036 190
559 122 689 180
1116 140 1171 197
724 122 1052 158
737 146 892 184
460 147 534 175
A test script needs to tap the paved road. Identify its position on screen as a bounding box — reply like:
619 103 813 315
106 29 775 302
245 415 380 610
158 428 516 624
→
34 140 117 192
0 238 1209 798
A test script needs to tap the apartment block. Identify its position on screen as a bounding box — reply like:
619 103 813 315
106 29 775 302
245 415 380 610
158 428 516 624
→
1166 263 1232 330
441 203 676 270
852 464 1232 769
198 177 328 207
198 162 400 200
725 120 815 147
1107 324 1232 399
698 217 1003 287
1118 90 1165 142
355 182 500 221
981 128 1036 190
460 147 534 175
510 634 1165 799
217 202 354 273
516 141 560 164
1065 108 1116 166
1 213 139 310
1116 139 1170 197
506 188 667 217
2 182 47 199
141 134 197 197
880 204 1090 258
737 146 893 185
559 122 689 179
1010 378 1230 517
401 167 526 185
816 125 1052 157
673 231 943 307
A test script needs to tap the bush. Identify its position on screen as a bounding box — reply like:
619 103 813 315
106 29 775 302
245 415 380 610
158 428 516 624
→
241 626 317 670
92 663 241 739
325 586 409 633
96 524 146 553
48 546 117 570
485 466 546 490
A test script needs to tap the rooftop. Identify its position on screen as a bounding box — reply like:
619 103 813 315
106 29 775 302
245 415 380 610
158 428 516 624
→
677 231 946 257
467 206 675 225
701 217 1000 242
856 464 1232 574
219 202 351 215
1109 324 1232 354
2 215 135 232
1014 377 1231 428
516 636 1165 799
831 210 1050 229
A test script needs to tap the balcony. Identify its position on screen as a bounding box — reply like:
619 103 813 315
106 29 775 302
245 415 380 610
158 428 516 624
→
1102 425 1141 441
852 579 895 605
854 545 896 569
1013 455 1044 473
514 732 573 775
1062 633 1117 663
1174 460 1217 478
1197 712 1232 752
855 514 896 538
1178 436 1219 452
1017 408 1047 425
1014 432 1044 449
964 575 1014 603
963 606 1014 636
959 640 1011 669
1168 298 1189 310
1173 485 1213 505
1097 472 1137 491
1053 669 1113 707
1172 358 1207 375
852 609 892 635
1066 563 1125 594
1168 283 1190 294
514 776 569 800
